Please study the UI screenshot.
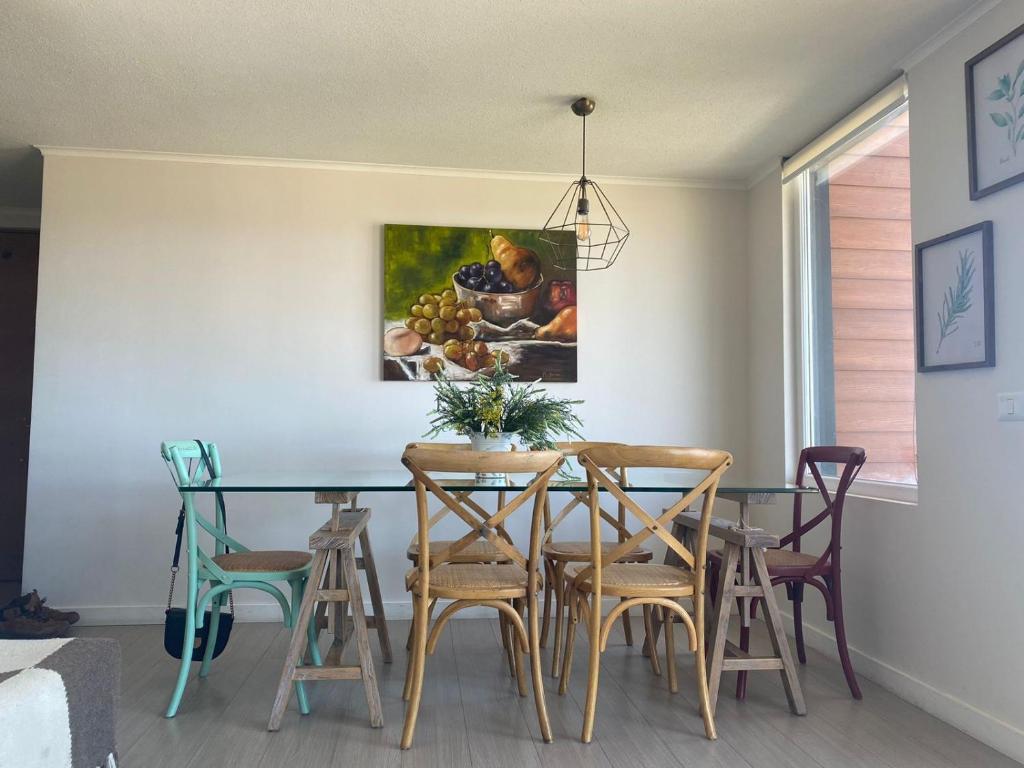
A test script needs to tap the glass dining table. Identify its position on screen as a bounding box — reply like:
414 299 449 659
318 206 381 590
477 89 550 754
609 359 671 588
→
180 464 813 715
180 466 807 503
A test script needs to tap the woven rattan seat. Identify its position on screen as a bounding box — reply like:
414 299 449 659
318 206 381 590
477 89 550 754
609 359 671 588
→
213 550 312 573
543 540 652 563
406 563 539 599
710 547 820 571
762 549 820 569
567 562 695 597
407 539 512 563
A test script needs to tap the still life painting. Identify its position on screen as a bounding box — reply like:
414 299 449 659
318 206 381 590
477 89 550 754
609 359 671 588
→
966 22 1024 199
915 221 994 372
383 224 577 382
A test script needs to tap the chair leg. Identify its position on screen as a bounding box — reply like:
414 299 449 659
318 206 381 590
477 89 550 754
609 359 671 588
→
402 597 417 702
829 573 862 699
401 592 430 749
549 561 566 676
642 604 662 676
693 603 717 740
735 625 750 699
581 594 601 744
198 591 223 678
540 558 554 648
558 587 577 695
500 612 516 679
662 606 678 694
165 596 198 718
791 581 807 664
527 588 552 742
621 599 634 647
511 599 528 697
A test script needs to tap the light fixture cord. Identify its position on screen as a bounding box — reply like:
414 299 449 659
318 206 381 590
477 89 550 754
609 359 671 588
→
581 113 586 181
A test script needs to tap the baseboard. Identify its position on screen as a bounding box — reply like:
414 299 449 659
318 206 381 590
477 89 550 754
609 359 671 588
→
783 611 1024 765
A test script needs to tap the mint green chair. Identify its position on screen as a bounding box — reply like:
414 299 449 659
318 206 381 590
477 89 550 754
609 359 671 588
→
160 440 322 717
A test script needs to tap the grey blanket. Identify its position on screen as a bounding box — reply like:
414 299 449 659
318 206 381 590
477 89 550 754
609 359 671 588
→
0 637 120 768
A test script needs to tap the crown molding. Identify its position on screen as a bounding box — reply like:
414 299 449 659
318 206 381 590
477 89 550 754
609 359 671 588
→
35 146 747 191
897 0 1003 72
0 206 41 229
745 158 782 190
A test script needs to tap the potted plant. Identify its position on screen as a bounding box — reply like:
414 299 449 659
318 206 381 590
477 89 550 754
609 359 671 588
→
425 359 583 478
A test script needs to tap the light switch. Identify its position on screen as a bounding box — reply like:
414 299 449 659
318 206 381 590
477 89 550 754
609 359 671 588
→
998 393 1024 421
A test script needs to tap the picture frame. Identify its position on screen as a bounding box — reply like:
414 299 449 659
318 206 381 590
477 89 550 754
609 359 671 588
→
966 22 1024 200
382 224 578 382
915 221 994 372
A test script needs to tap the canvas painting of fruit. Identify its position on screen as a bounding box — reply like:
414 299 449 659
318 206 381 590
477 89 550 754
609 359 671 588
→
383 224 577 382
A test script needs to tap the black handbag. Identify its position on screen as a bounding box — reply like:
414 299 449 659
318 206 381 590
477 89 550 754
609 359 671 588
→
163 440 234 661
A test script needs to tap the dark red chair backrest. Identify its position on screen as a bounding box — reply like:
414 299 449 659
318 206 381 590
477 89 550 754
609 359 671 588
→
781 446 866 572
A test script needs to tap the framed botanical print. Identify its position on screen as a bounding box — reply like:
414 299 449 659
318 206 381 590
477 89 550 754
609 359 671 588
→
966 22 1024 200
915 221 994 372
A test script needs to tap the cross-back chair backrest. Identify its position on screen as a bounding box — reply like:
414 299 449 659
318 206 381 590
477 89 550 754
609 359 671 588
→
160 440 249 582
404 441 518 549
401 447 563 587
543 442 630 546
576 445 733 595
781 446 866 572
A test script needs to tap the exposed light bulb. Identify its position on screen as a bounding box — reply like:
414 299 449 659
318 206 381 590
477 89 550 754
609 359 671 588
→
576 215 590 242
576 194 590 242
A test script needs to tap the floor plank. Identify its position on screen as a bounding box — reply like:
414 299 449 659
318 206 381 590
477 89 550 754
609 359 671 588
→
71 619 1022 768
450 616 545 768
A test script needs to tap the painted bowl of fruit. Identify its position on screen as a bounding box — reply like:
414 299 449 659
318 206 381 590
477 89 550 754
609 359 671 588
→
452 257 543 327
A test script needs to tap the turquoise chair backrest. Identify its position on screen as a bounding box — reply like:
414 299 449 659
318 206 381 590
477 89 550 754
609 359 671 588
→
161 440 247 576
161 440 222 486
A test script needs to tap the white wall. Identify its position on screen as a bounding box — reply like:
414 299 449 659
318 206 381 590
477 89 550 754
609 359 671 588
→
23 152 750 623
748 2 1024 761
745 166 788 481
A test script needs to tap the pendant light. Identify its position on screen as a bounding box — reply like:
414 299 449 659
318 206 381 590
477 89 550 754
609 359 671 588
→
541 97 629 271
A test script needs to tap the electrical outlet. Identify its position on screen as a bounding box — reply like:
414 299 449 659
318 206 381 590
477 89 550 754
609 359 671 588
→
997 393 1024 421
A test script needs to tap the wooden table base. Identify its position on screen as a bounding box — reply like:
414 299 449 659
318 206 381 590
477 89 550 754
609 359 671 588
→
669 514 806 717
268 509 385 731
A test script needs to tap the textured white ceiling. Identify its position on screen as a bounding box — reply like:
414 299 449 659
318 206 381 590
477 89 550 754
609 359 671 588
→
0 0 975 208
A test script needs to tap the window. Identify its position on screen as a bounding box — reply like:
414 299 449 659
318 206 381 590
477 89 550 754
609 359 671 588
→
788 79 917 488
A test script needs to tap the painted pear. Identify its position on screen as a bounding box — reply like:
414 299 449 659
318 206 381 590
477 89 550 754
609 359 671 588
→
490 235 540 290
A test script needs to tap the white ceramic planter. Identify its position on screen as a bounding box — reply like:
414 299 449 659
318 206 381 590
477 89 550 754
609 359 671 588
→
469 432 515 480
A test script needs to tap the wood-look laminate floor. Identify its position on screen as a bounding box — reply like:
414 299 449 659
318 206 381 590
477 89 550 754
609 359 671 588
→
72 619 1019 768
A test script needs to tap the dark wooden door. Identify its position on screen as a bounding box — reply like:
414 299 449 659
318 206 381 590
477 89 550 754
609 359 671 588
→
0 230 39 601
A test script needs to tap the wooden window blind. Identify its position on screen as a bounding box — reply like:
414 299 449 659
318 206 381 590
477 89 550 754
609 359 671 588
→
823 110 917 484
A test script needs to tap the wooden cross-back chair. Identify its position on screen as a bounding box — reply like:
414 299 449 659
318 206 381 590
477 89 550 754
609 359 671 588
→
722 445 866 700
559 445 733 744
160 441 317 719
401 442 516 653
400 446 563 749
539 441 653 677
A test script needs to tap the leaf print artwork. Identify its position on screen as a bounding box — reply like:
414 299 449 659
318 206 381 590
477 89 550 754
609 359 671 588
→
935 250 975 356
987 58 1024 156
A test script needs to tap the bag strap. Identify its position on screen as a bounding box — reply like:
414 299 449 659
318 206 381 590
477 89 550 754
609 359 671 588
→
166 501 186 611
194 440 228 550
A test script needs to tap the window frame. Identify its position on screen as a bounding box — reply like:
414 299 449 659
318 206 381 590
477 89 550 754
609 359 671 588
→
789 87 918 504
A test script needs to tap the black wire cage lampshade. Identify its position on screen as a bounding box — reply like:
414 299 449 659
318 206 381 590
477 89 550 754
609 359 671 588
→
541 97 629 272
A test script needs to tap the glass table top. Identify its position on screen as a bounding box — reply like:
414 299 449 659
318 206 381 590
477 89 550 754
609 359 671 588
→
179 467 810 495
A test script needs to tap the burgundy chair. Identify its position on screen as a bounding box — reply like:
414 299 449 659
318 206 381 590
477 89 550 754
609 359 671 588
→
711 445 866 699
